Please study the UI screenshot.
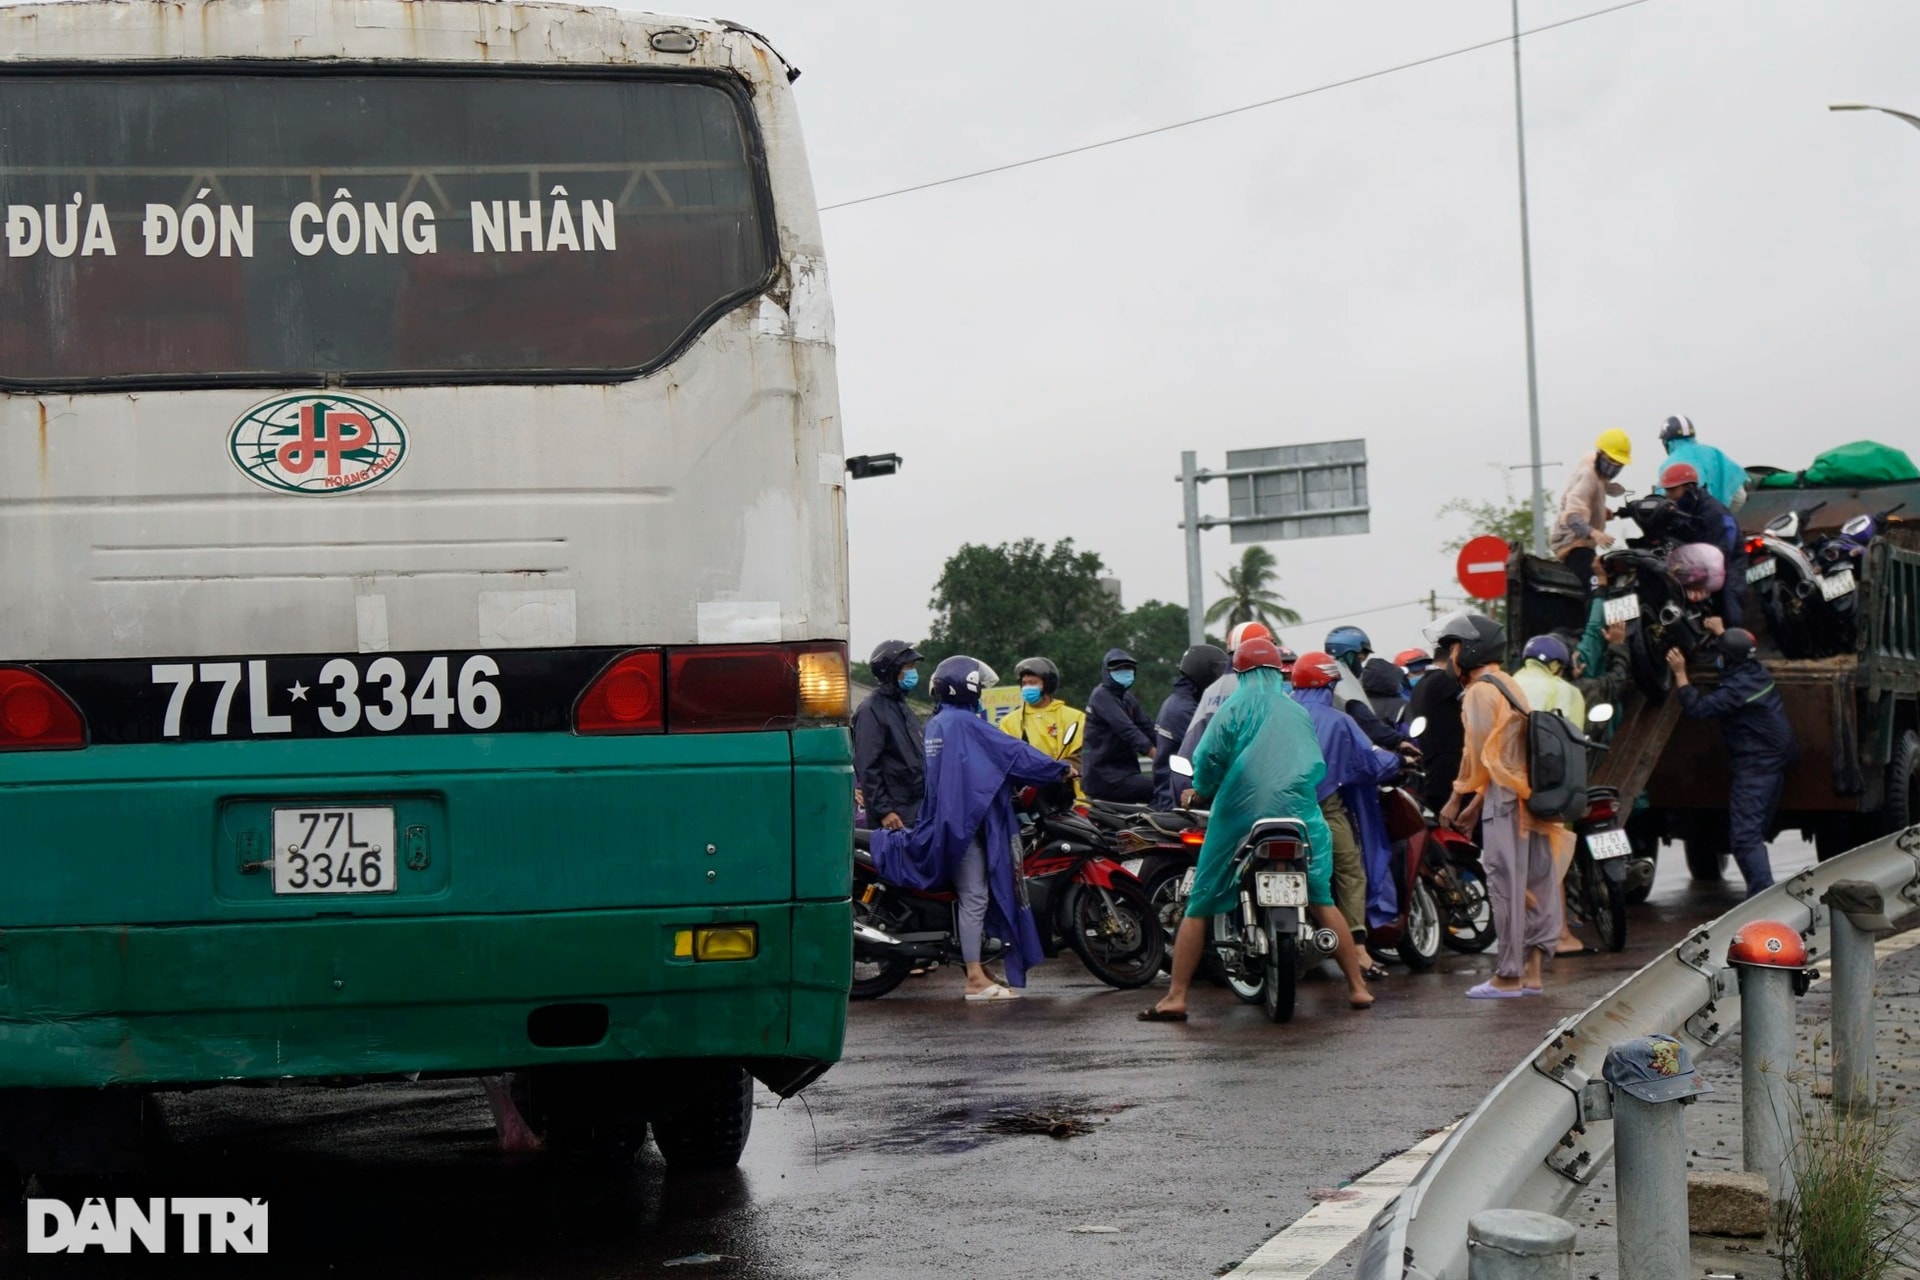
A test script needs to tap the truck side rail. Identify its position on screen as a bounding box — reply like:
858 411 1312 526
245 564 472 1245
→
1354 823 1920 1280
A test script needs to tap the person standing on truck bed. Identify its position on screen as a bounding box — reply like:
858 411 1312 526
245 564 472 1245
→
853 640 926 831
1661 461 1746 628
1552 429 1633 592
1082 648 1159 803
1666 630 1799 896
1655 414 1748 512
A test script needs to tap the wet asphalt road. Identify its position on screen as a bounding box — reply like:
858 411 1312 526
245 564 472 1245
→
2 839 1815 1279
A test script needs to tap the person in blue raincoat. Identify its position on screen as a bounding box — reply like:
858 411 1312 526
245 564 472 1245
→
1287 651 1404 941
1143 638 1374 1021
868 656 1071 1000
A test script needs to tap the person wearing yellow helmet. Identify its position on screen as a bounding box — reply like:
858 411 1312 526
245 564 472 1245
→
1551 429 1632 591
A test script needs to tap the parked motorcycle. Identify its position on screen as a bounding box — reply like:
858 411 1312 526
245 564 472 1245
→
1745 500 1828 658
1370 776 1445 969
1805 504 1903 655
1399 716 1495 956
848 794 1165 998
1560 705 1627 953
1094 804 1205 972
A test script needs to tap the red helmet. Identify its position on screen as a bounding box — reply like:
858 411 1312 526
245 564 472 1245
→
1226 621 1273 653
1287 649 1341 688
1232 637 1284 673
1660 460 1701 490
1395 647 1432 670
1726 920 1808 968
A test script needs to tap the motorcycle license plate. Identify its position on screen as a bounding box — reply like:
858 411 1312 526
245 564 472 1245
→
1819 569 1856 601
1254 870 1308 908
1746 557 1776 583
1178 865 1197 898
1587 829 1633 861
1603 594 1639 626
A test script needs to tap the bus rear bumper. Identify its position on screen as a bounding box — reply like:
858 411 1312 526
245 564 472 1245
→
0 901 851 1091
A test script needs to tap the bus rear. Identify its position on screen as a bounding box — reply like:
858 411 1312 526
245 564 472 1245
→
0 0 850 1170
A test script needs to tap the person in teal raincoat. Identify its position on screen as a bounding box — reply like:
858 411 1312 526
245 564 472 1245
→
1142 638 1374 1020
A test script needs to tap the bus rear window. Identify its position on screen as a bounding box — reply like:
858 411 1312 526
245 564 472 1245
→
0 71 774 386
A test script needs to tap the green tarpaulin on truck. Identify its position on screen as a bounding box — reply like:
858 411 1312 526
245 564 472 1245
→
1755 440 1920 488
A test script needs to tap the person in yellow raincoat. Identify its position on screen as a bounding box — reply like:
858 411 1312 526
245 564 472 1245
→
998 658 1085 793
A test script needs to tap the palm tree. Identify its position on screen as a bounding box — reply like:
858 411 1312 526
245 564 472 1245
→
1205 545 1303 632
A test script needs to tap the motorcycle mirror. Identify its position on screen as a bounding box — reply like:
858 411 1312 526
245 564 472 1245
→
1407 716 1428 738
1169 754 1194 778
1588 703 1615 725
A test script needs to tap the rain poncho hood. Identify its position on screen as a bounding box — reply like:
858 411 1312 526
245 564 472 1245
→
868 705 1067 986
1290 685 1402 928
1188 668 1332 916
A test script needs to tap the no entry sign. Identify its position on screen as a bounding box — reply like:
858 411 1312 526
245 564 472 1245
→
1456 535 1511 600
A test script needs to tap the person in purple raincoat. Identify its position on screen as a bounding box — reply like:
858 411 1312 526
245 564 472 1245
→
868 656 1072 1000
1288 652 1405 937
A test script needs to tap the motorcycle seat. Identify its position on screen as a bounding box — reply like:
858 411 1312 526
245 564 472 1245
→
853 846 876 869
1136 811 1199 837
1088 799 1150 818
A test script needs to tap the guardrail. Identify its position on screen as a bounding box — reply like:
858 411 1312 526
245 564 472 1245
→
1354 823 1920 1280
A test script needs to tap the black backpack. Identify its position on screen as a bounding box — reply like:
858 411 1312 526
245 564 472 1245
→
1476 674 1591 823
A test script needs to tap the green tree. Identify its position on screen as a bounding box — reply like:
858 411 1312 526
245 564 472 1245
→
1204 545 1303 632
1435 494 1544 555
923 538 1125 706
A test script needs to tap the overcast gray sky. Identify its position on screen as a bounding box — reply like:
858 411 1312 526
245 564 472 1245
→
651 1 1920 664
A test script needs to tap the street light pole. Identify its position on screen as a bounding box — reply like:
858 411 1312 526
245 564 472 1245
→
1829 102 1920 133
1512 0 1548 557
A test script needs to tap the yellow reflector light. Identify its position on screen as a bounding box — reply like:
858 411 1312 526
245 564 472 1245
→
797 649 850 720
674 925 759 961
694 925 758 961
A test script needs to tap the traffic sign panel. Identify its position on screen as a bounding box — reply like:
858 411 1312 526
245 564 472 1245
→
1456 536 1510 600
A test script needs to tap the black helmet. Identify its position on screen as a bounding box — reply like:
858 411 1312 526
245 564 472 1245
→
1660 414 1695 445
1013 656 1061 697
868 639 923 684
1716 628 1758 665
1430 611 1506 671
929 655 998 708
1178 643 1229 688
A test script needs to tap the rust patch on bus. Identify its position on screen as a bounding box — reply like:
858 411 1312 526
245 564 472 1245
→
36 400 48 492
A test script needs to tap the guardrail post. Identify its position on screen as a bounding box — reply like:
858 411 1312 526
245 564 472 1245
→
1727 919 1809 1216
1824 880 1892 1115
1605 1035 1710 1280
1467 1209 1574 1278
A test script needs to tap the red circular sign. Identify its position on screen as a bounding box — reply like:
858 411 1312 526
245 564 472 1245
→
1456 536 1511 600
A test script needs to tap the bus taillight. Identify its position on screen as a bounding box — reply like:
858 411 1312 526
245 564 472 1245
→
0 667 86 750
573 651 665 735
667 643 850 733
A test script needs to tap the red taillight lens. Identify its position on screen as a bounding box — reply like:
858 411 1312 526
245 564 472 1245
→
0 667 85 750
669 646 798 733
574 651 664 735
1256 837 1301 861
1180 830 1205 846
1585 796 1620 823
1744 537 1766 555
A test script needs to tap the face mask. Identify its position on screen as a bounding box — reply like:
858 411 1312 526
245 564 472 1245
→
898 669 919 692
1111 668 1135 689
1021 684 1043 705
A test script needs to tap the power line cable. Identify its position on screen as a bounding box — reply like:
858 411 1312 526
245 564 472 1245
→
820 0 1653 212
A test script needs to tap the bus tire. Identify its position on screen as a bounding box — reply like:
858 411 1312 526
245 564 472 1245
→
1684 837 1729 882
652 1067 753 1172
509 1069 647 1168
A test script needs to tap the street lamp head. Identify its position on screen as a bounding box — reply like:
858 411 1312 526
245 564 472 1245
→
1828 102 1920 132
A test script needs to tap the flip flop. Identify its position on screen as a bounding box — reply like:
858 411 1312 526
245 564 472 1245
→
1466 981 1529 1000
1137 1007 1188 1022
1521 987 1544 996
964 984 1018 1002
1349 997 1376 1011
1555 945 1599 958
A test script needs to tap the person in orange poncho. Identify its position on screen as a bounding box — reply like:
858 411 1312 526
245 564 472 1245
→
1435 612 1563 999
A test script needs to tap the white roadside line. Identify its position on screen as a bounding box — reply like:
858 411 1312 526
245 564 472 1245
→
1223 1124 1456 1280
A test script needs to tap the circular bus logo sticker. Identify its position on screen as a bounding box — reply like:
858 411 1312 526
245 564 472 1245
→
229 393 409 495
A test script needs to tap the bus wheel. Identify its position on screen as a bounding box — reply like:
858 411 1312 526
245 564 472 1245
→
652 1067 753 1171
509 1068 647 1168
1886 730 1920 837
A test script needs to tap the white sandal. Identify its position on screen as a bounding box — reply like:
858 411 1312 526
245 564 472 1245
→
964 983 1019 1001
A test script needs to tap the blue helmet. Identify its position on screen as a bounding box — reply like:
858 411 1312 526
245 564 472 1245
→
929 655 999 708
1325 626 1371 673
1522 634 1570 670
